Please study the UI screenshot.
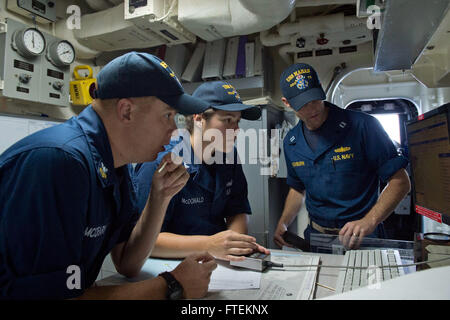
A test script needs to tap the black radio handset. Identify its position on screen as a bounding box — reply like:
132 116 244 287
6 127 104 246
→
282 231 311 252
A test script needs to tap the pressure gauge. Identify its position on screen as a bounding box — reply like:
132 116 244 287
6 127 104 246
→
47 40 76 67
12 28 46 58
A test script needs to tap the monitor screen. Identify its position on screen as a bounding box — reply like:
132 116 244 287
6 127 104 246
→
406 103 450 225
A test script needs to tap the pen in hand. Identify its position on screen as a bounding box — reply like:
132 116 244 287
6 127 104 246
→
158 161 168 173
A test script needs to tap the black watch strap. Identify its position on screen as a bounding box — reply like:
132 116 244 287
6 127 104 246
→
159 271 184 300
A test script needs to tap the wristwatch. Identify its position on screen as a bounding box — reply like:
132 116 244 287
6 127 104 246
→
159 271 184 300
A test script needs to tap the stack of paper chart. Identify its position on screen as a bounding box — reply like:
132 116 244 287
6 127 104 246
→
205 253 320 300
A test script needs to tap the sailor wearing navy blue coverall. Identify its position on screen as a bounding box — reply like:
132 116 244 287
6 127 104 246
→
273 63 411 249
0 52 217 300
134 81 269 261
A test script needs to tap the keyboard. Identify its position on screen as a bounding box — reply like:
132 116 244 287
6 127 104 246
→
335 249 405 293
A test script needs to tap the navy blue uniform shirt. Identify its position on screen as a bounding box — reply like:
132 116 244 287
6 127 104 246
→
133 136 251 236
0 106 139 299
284 102 408 229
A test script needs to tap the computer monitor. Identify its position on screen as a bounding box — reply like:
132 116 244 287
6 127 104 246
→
406 103 450 226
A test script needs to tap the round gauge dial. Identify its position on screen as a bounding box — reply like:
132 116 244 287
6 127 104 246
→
47 40 76 67
13 28 46 57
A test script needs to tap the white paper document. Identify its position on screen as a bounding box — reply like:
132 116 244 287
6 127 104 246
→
208 262 262 291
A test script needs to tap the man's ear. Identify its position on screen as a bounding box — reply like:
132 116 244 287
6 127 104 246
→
116 98 133 122
281 97 294 111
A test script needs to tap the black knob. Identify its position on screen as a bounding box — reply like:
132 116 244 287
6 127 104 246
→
52 81 64 90
19 74 31 84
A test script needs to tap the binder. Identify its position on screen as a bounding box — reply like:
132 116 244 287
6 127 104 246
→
164 44 191 79
202 39 226 80
181 42 206 83
245 42 255 77
235 35 247 78
223 37 239 79
254 38 264 76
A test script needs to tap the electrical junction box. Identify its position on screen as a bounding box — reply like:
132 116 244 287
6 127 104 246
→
125 0 165 20
69 65 96 107
75 3 165 52
76 2 196 52
7 0 57 23
0 18 73 107
356 0 385 18
124 0 196 46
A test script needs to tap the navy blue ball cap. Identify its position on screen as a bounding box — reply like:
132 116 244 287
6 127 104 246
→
192 81 261 120
280 63 326 111
94 51 209 115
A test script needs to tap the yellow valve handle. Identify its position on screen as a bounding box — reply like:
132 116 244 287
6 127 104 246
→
73 65 93 80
